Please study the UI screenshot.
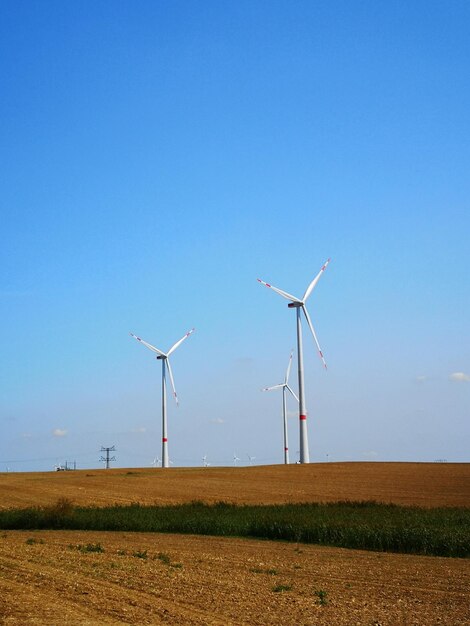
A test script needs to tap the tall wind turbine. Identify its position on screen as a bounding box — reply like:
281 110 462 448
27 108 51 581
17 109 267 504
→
262 350 299 465
258 258 330 464
130 328 195 468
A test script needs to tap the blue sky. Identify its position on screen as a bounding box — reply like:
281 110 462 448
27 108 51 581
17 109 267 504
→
1 1 469 471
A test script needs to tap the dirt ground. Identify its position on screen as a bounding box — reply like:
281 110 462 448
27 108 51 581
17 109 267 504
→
1 462 469 509
0 530 469 626
0 463 469 625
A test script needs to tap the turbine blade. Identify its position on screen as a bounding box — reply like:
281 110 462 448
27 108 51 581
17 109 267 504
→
302 258 331 302
302 306 327 369
257 279 301 303
129 332 166 357
285 350 294 383
167 328 195 356
166 359 179 406
262 384 284 392
286 384 299 403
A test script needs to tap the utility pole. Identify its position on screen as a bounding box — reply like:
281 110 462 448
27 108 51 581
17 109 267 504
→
100 446 116 469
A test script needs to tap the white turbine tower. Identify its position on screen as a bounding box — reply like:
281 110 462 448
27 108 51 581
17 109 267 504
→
262 350 299 465
233 453 240 466
130 328 195 468
258 258 330 464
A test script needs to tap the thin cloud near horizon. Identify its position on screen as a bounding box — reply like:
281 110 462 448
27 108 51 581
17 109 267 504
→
52 429 67 438
449 372 470 383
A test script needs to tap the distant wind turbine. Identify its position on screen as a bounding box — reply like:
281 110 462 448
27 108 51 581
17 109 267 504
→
202 455 210 467
151 457 162 468
130 328 195 468
262 350 299 464
258 259 330 463
247 454 256 466
233 453 240 466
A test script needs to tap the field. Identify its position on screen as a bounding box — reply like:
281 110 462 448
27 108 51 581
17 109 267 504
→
1 462 469 509
0 463 469 625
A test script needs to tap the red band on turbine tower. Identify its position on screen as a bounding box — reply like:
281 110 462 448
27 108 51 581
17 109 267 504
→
299 414 307 421
162 437 168 442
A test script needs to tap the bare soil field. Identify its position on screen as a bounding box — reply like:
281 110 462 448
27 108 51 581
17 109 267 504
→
1 530 469 626
0 463 468 625
1 462 469 509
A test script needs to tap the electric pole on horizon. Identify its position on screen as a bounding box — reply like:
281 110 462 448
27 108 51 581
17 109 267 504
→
99 446 116 469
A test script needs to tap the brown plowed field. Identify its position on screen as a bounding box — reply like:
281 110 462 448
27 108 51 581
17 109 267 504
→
1 462 469 509
0 463 469 625
0 530 469 625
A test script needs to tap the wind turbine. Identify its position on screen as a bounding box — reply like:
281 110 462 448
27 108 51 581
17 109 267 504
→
151 456 162 468
247 454 256 466
202 455 210 467
233 453 240 466
262 350 299 465
130 328 195 468
258 258 330 463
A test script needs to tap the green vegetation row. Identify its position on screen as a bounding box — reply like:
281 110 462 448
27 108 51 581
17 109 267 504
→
1 499 468 558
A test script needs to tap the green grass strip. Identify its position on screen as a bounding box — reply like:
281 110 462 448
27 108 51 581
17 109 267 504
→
1 499 468 558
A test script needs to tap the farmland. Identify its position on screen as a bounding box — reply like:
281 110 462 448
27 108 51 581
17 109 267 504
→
0 463 469 625
0 462 469 509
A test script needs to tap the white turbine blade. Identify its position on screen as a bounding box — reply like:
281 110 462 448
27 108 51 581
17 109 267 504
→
286 384 299 403
285 350 294 384
166 358 179 405
302 306 327 369
302 258 331 303
257 278 301 303
262 384 283 392
129 332 166 357
167 328 195 356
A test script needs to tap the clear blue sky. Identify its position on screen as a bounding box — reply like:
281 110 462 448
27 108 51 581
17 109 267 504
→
1 1 469 470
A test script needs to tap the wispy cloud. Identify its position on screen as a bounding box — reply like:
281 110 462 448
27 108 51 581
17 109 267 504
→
52 428 67 437
131 427 147 433
362 450 378 460
449 372 470 383
210 418 224 424
415 375 428 383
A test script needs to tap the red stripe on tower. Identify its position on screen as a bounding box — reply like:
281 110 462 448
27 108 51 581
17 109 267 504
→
299 414 307 421
162 437 168 442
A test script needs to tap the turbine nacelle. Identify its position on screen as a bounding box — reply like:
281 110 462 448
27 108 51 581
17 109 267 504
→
257 259 330 370
130 328 195 405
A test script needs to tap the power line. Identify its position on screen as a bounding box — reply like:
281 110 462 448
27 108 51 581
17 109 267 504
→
99 446 116 469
